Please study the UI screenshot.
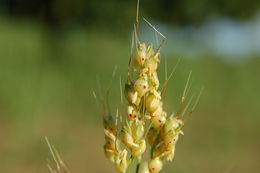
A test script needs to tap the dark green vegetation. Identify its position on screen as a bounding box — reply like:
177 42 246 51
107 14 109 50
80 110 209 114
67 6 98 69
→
1 0 260 28
0 18 259 173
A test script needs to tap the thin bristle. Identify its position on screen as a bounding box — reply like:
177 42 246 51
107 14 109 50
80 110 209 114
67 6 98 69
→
119 76 123 105
182 70 192 101
45 137 60 170
119 76 124 125
112 65 118 79
107 65 118 93
92 89 97 100
186 87 204 119
136 0 140 26
142 17 167 55
96 75 104 100
115 108 119 127
52 145 70 173
92 89 101 109
192 87 204 111
181 94 194 118
143 18 166 40
115 108 120 152
161 58 180 99
45 137 70 173
128 31 135 82
131 30 135 54
47 164 55 173
154 25 160 47
176 71 192 117
164 56 168 81
134 24 140 46
106 66 118 114
183 87 204 122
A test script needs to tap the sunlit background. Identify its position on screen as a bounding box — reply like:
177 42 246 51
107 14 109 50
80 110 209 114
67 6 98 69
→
0 0 260 172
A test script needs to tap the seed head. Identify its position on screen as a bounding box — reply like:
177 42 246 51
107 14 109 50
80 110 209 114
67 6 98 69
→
101 8 199 172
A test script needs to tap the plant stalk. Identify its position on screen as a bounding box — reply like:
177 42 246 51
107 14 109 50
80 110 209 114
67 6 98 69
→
135 156 141 173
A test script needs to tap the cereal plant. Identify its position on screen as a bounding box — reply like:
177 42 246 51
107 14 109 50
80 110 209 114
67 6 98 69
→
100 1 202 173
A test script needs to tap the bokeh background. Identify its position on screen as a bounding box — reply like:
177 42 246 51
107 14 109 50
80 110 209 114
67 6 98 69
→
0 0 260 172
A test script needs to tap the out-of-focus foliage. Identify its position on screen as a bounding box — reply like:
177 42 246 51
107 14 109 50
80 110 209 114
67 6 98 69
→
0 18 259 173
1 0 260 27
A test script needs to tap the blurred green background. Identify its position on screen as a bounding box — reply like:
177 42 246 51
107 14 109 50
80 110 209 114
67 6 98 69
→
0 0 260 172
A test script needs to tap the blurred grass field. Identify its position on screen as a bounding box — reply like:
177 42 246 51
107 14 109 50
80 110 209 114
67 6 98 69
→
0 18 260 173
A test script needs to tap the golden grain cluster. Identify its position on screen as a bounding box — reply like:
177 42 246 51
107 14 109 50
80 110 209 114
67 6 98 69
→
102 1 201 173
102 37 199 173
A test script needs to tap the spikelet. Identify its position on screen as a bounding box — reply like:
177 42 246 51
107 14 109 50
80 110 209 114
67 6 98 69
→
148 157 163 173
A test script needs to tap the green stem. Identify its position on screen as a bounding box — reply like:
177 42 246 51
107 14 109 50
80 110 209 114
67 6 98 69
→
135 163 140 173
135 156 141 173
126 156 135 173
